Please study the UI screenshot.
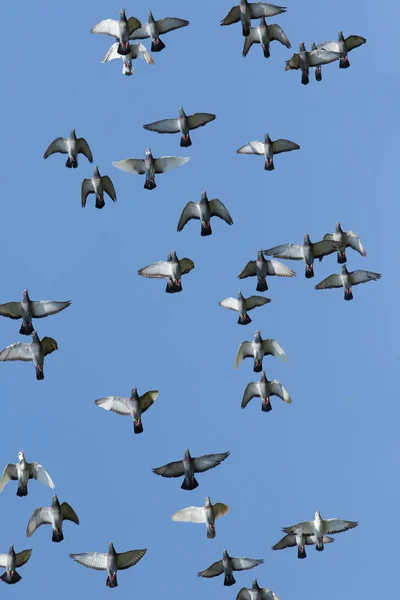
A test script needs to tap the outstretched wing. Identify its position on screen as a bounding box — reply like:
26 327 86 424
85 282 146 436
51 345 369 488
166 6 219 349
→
0 302 22 319
90 19 119 38
69 552 108 570
315 274 343 290
41 337 58 357
351 270 381 286
193 451 230 473
245 296 270 310
268 380 291 403
95 395 131 416
26 507 52 537
154 156 190 174
285 53 300 70
209 199 233 224
188 113 216 131
179 258 195 275
231 557 264 571
249 3 287 19
268 23 291 48
130 43 155 64
156 17 189 35
139 390 159 413
143 118 181 134
15 549 32 567
61 502 80 525
309 49 341 67
345 35 367 52
171 506 206 523
234 341 254 368
272 534 297 550
81 178 94 208
102 42 120 62
76 138 93 163
220 6 240 26
31 300 71 318
266 260 296 277
242 382 260 408
43 137 68 158
117 549 147 570
346 231 366 256
0 463 18 491
238 261 257 279
152 460 185 478
0 342 33 361
243 28 258 57
101 176 117 201
213 502 229 519
312 240 341 259
138 261 172 279
237 141 265 155
112 158 146 175
198 559 224 578
30 463 55 488
219 297 239 312
262 339 288 363
177 202 200 231
263 244 304 260
323 518 358 535
272 139 300 154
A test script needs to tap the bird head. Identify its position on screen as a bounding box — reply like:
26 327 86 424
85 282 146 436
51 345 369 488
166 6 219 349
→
52 495 60 505
264 133 271 144
204 496 211 507
145 148 152 157
254 330 261 341
120 8 126 19
315 511 321 519
93 165 100 176
222 549 229 558
341 265 349 275
70 129 76 139
200 191 208 202
22 289 29 300
8 545 14 553
260 371 267 382
18 450 25 461
338 31 344 40
335 222 342 232
257 249 264 260
178 107 185 117
184 448 191 459
131 387 137 395
148 11 154 22
108 542 115 552
304 233 310 243
252 580 259 589
299 41 306 52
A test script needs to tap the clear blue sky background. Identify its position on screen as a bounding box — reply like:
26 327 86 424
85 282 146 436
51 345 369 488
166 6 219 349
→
0 0 397 598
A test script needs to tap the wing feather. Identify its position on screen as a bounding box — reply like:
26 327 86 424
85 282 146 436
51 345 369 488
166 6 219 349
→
95 396 131 415
70 552 108 570
177 202 200 231
26 507 52 537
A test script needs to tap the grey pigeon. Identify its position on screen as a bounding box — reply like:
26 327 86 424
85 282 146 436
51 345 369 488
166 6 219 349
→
143 107 216 148
242 370 291 412
152 448 230 491
26 494 79 543
315 265 381 301
282 510 358 551
95 387 159 434
236 579 279 600
70 543 147 588
81 166 117 209
319 222 366 264
0 289 70 335
129 11 189 52
43 129 93 168
0 331 58 380
113 148 190 190
237 133 299 170
285 42 341 85
102 41 154 75
0 450 55 497
138 250 194 293
198 549 264 586
90 8 141 55
272 532 334 559
0 545 32 585
317 31 366 69
243 17 290 58
171 496 229 539
238 250 296 292
263 234 341 278
219 291 270 325
220 1 286 37
177 191 233 236
235 330 287 372
310 43 322 80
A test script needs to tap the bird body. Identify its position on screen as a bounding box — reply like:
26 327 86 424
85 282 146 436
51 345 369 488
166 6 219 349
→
0 290 70 335
221 1 287 37
26 495 79 542
242 371 291 411
243 17 291 58
129 11 189 52
0 451 55 497
0 545 32 585
113 148 190 190
235 330 287 372
43 129 93 168
219 291 270 325
315 265 381 300
143 107 216 147
153 448 230 490
178 191 233 236
102 42 154 75
82 166 116 209
237 133 299 170
282 510 358 551
198 549 264 586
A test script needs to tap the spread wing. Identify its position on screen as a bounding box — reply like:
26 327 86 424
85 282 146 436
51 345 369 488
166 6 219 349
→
272 139 300 154
263 244 304 260
237 588 252 600
315 274 343 290
70 552 108 570
102 42 120 62
268 23 291 47
177 202 200 231
117 549 147 570
112 159 146 175
345 35 367 52
139 390 159 413
268 380 291 403
81 178 95 207
243 28 258 57
76 138 93 163
0 302 22 319
220 6 240 26
0 342 33 361
43 137 68 158
237 141 265 155
41 336 58 357
213 503 229 518
154 156 190 174
26 507 52 537
234 341 254 368
350 270 381 286
101 176 117 201
285 53 300 70
193 451 230 473
262 339 288 363
129 24 150 40
272 534 297 550
249 3 287 18
309 49 341 66
95 395 131 415
231 557 264 571
198 559 224 578
209 199 233 224
322 518 358 535
61 502 80 525
219 297 239 312
15 549 32 567
130 43 155 64
179 258 195 275
238 261 257 278
266 260 296 276
187 113 216 131
242 382 260 408
90 19 119 38
127 17 142 34
143 118 181 134
0 463 18 491
30 463 55 488
31 300 71 318
282 520 314 535
152 459 185 478
312 240 341 258
346 231 366 256
245 296 270 310
171 506 206 523
308 535 335 545
157 17 189 34
138 261 172 279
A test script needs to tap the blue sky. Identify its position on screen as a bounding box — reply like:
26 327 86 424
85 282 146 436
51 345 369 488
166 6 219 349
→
0 0 396 598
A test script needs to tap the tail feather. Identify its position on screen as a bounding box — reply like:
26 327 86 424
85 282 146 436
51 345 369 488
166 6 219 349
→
52 527 64 543
262 44 270 58
337 250 347 264
254 358 263 373
238 313 251 325
66 156 78 169
261 399 272 412
301 72 309 85
242 23 250 37
180 133 192 147
256 277 268 292
166 279 182 294
224 573 236 587
201 221 212 236
1 570 22 584
206 524 216 539
315 68 322 81
17 482 28 497
19 320 33 335
106 573 118 588
95 195 105 209
151 38 165 52
144 177 156 190
344 289 353 301
181 476 199 491
134 418 143 434
36 365 44 381
298 546 307 559
339 57 350 68
305 264 314 279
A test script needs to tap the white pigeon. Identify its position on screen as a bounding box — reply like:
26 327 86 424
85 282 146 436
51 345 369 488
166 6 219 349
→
282 511 358 551
0 451 55 497
102 42 154 76
171 496 229 539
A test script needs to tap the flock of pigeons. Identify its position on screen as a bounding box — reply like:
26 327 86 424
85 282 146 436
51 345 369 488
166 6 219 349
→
0 0 376 593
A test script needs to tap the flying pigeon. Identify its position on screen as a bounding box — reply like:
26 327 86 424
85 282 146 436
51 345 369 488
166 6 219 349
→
102 42 154 75
319 222 366 264
236 579 279 600
237 133 299 170
152 448 230 491
0 545 32 585
0 451 55 497
220 1 287 37
26 495 79 543
282 511 358 551
198 549 264 586
112 148 190 190
143 107 216 148
219 291 270 325
70 543 147 588
138 250 194 293
234 330 287 372
177 191 233 236
43 129 93 168
81 166 117 209
310 43 322 80
285 42 341 85
0 290 70 336
272 532 334 559
129 11 189 52
263 234 341 278
95 388 159 434
0 331 58 380
316 31 366 69
171 496 229 538
315 265 381 301
243 17 291 58
90 8 141 55
242 371 291 412
238 250 296 292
